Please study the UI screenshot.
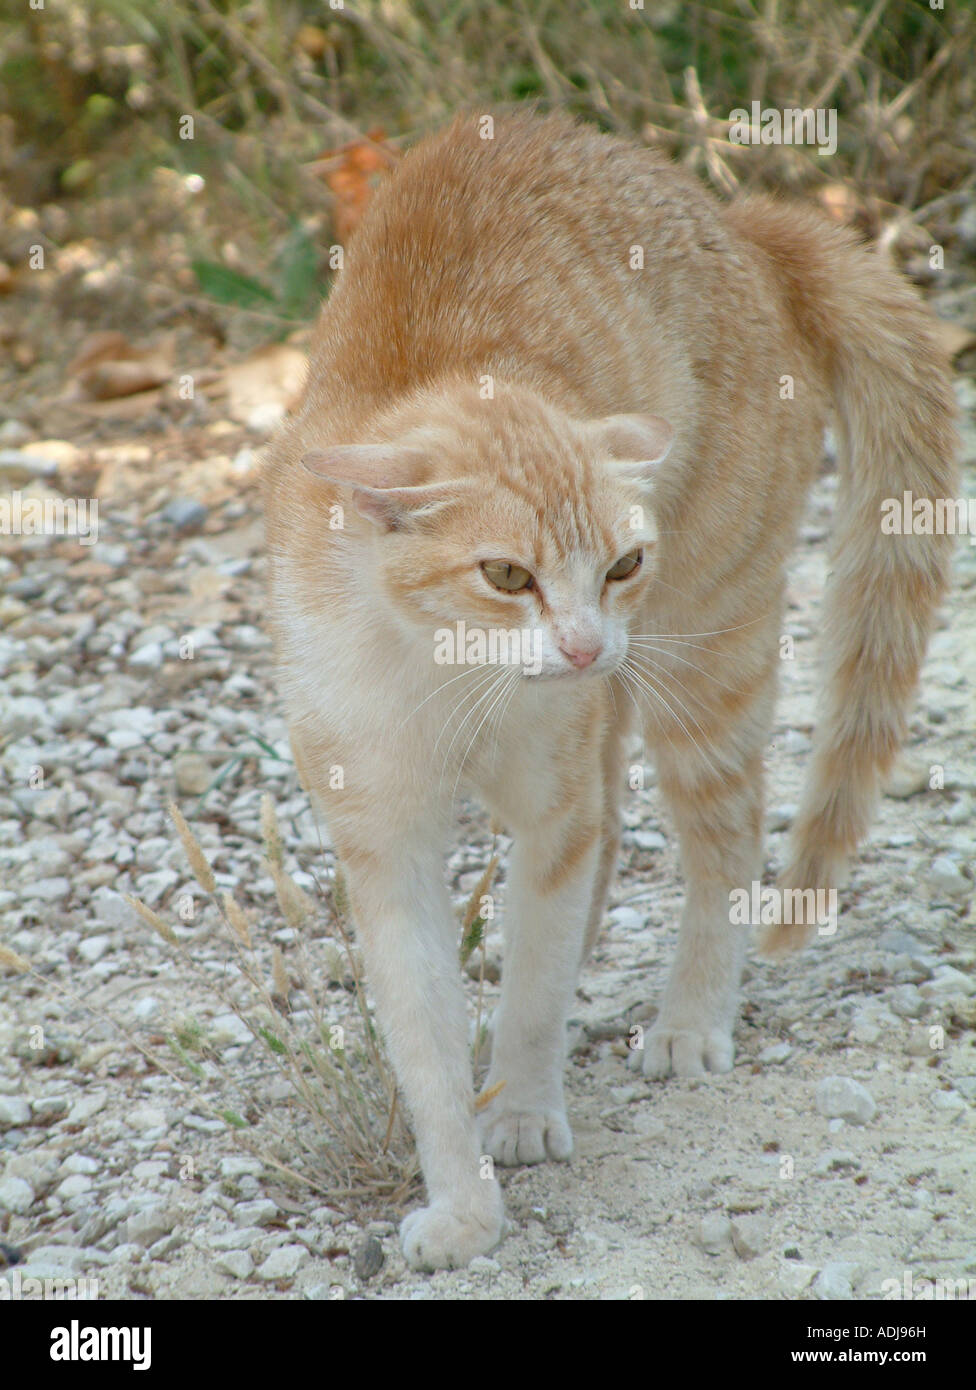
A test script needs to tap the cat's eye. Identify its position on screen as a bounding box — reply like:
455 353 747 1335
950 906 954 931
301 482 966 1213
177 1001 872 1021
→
606 549 643 581
481 560 534 592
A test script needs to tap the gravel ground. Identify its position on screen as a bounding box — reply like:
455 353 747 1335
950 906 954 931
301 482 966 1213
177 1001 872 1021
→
0 382 974 1301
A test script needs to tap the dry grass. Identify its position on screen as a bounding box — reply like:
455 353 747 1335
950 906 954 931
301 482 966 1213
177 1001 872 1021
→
90 794 500 1210
2 794 425 1214
117 796 504 1211
2 1 973 325
126 796 422 1210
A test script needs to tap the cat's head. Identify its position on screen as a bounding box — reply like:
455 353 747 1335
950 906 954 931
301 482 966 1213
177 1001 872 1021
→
301 384 672 681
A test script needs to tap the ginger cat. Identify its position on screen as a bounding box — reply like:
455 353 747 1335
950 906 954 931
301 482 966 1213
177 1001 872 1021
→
263 110 959 1270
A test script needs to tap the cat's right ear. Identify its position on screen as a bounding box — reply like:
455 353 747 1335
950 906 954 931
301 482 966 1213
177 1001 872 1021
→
302 444 411 490
590 413 674 484
302 445 469 532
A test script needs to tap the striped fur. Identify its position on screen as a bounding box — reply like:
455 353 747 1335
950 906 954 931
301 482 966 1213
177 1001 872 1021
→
263 110 959 1270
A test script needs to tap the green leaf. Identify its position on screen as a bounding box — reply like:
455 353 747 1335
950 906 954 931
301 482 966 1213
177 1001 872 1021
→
168 1036 205 1080
249 734 284 760
61 159 96 192
459 914 486 967
258 1026 287 1056
193 754 244 815
276 223 321 321
191 258 277 310
220 1109 249 1129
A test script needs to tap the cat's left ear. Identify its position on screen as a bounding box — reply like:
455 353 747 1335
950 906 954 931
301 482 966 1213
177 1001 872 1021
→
591 413 674 483
302 445 470 532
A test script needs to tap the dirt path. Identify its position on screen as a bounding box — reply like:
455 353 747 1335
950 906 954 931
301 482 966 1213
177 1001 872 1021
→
0 384 974 1301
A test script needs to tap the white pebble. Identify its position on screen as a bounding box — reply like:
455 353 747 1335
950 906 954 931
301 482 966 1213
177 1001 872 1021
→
920 966 975 999
698 1213 732 1255
258 1244 307 1280
928 856 970 900
233 1199 278 1227
217 1250 253 1279
56 1174 93 1199
78 934 111 964
731 1214 769 1260
815 1076 877 1125
0 1096 31 1127
0 1175 34 1213
813 1262 857 1299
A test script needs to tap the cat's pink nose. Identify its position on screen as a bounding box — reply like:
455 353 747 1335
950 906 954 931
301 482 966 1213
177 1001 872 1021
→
560 642 602 669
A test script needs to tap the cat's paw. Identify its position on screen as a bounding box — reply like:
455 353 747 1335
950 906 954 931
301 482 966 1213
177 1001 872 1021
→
400 1197 504 1272
629 1024 734 1079
479 1108 573 1166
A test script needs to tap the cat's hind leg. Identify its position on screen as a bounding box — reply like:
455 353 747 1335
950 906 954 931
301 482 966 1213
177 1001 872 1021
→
634 656 776 1078
581 683 634 962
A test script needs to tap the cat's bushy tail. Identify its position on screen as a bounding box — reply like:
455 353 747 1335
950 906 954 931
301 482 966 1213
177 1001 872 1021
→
725 197 960 954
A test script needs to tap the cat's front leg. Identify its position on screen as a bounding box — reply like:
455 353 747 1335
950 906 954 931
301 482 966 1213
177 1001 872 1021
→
633 739 764 1079
336 831 504 1270
478 797 602 1166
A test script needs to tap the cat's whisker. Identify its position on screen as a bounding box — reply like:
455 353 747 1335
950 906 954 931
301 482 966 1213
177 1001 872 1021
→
439 664 512 785
434 673 505 796
620 657 725 783
627 650 713 713
488 667 522 770
629 637 734 659
447 666 515 799
616 667 673 764
603 672 618 721
622 660 696 744
645 575 703 603
623 656 706 730
629 615 770 642
396 660 497 734
626 625 771 666
453 666 520 800
616 672 640 736
622 673 718 783
628 642 746 698
433 662 503 757
627 651 747 778
432 664 500 745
